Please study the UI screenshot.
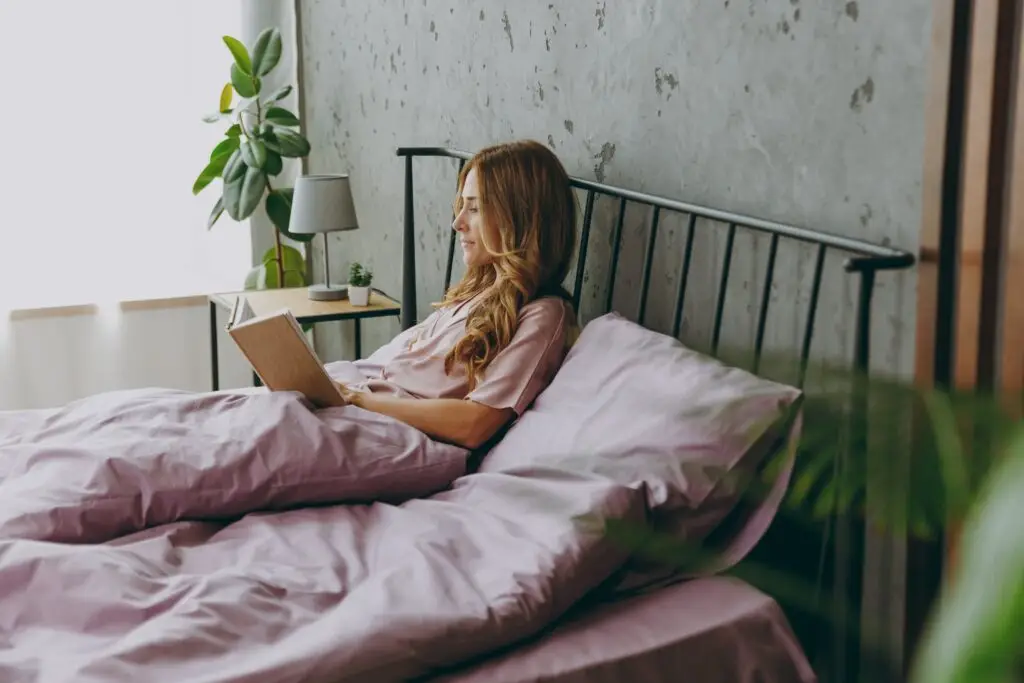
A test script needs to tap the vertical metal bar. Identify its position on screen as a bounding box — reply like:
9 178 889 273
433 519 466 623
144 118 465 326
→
854 269 876 374
753 233 780 373
209 301 219 391
604 198 628 314
798 244 828 387
444 236 456 293
834 268 876 683
671 214 698 338
401 155 417 330
710 223 737 356
637 207 662 325
353 318 362 360
571 191 596 312
322 233 332 287
444 159 467 293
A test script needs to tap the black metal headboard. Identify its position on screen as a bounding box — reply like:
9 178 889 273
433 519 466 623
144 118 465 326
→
396 146 913 384
395 145 915 683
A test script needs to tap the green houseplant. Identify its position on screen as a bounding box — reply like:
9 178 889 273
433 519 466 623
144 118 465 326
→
348 262 373 306
192 26 311 291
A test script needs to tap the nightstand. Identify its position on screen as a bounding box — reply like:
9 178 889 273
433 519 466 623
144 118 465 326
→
207 286 401 391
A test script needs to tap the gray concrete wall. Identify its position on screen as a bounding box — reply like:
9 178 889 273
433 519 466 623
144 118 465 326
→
298 0 929 382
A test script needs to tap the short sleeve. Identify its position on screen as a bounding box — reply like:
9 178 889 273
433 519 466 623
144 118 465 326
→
465 298 571 415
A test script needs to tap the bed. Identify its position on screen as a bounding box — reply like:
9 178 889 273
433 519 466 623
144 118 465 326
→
0 145 914 683
396 146 915 683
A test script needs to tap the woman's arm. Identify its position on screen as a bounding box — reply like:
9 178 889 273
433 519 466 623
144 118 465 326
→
339 384 515 449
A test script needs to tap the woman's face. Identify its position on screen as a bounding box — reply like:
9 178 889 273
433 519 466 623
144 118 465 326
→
453 168 499 268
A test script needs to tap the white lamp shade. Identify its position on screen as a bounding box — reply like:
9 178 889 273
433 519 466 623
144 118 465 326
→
289 174 359 235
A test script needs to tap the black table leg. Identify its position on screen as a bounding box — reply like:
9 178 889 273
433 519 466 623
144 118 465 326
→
354 318 362 360
209 301 219 391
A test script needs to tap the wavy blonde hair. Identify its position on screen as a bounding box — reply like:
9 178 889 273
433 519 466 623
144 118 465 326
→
439 140 578 388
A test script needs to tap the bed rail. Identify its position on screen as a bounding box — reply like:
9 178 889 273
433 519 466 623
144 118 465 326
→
396 146 914 380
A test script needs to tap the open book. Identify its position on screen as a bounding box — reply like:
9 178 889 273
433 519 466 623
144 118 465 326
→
226 296 348 408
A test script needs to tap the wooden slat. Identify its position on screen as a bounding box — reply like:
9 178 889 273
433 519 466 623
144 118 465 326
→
953 0 1002 390
999 2 1024 415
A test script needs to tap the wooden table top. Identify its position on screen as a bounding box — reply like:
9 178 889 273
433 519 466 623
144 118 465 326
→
209 287 402 322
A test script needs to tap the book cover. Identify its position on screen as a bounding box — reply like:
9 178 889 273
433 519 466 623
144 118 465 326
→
226 298 348 409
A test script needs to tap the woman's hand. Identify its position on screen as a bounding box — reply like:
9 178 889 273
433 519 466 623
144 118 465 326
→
334 381 363 407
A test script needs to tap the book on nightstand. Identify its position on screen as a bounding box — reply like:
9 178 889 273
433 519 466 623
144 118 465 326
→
225 296 347 408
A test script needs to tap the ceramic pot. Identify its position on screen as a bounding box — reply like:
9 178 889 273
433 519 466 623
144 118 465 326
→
349 285 370 306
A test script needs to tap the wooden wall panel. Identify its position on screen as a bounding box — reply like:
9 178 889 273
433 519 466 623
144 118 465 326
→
911 0 1023 670
954 0 1001 389
1000 5 1024 414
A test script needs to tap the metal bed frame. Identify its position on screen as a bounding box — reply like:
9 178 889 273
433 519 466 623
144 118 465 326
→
395 145 915 683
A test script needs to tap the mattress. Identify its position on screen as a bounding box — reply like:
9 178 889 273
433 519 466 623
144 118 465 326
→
428 576 818 683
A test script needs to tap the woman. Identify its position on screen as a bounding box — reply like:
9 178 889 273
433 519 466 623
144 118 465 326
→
329 140 579 450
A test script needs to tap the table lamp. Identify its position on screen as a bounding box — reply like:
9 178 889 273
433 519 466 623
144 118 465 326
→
289 174 360 301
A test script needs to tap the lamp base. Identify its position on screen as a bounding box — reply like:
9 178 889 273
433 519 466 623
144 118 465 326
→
307 283 348 301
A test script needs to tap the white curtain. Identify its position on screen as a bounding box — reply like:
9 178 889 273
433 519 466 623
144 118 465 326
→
0 1 253 311
0 1 300 409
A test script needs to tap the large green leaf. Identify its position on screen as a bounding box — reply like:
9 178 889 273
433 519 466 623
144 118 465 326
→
245 260 306 290
218 83 233 113
910 433 1024 683
265 188 315 242
225 124 242 138
206 196 224 230
263 150 283 176
238 167 266 219
222 35 252 75
209 136 240 162
243 264 260 290
264 265 306 289
221 149 246 184
250 27 283 77
264 85 293 104
265 106 300 127
240 139 267 169
230 63 258 98
222 170 245 221
192 147 234 196
261 244 306 273
223 166 265 220
263 127 311 158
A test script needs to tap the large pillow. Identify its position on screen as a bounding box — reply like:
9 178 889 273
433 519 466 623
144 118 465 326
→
479 312 802 565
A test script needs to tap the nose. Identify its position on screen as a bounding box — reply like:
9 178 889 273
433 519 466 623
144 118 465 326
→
452 210 468 233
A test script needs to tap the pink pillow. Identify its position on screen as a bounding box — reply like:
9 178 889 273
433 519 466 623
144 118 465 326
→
479 312 802 552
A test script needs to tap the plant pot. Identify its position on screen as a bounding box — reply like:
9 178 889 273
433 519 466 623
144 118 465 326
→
349 285 370 306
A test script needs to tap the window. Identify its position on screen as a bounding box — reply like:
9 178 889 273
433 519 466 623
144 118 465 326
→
0 1 251 311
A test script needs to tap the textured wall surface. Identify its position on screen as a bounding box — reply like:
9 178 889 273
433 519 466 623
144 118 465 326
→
298 0 929 379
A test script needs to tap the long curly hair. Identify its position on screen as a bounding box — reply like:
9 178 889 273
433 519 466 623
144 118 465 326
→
438 140 578 388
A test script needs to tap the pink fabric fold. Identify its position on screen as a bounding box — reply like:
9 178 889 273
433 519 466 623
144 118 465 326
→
0 387 468 543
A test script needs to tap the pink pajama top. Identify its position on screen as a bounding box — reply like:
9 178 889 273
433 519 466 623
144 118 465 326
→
325 294 575 416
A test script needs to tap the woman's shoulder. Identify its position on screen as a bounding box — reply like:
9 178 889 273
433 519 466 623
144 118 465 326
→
516 295 577 344
519 294 573 322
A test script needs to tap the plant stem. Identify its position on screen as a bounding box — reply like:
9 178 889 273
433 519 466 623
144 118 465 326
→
237 93 284 288
264 178 285 288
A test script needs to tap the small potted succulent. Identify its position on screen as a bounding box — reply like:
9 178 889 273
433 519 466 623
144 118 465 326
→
348 262 373 306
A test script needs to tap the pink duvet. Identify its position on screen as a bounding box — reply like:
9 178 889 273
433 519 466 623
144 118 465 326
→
0 387 645 682
0 388 468 543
